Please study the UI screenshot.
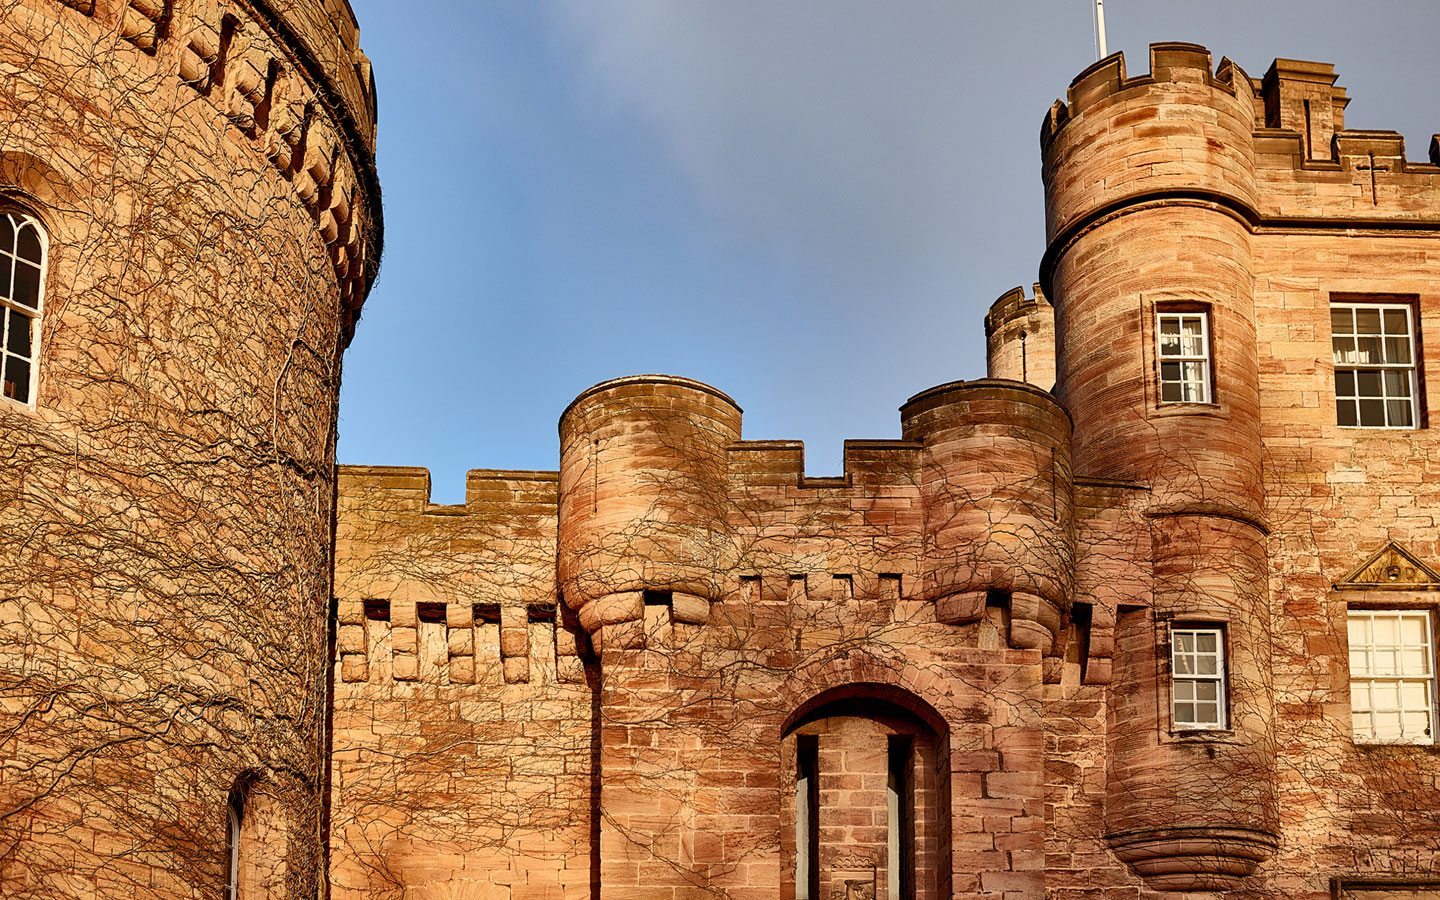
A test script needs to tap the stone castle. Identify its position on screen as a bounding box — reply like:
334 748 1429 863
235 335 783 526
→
0 2 1437 899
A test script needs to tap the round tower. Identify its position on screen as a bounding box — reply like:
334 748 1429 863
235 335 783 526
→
985 284 1056 390
1041 44 1277 890
900 380 1073 660
558 375 741 646
0 2 379 896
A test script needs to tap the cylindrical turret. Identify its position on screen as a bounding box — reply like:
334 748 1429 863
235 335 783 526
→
900 380 1073 655
1042 44 1276 891
985 284 1056 390
558 375 741 640
0 1 380 896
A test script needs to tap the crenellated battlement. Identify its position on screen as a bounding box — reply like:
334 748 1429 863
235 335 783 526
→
338 375 1098 675
1042 42 1440 250
1040 43 1251 154
39 0 382 333
984 282 1050 336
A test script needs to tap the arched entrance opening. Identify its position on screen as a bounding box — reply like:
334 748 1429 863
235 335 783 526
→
782 684 952 900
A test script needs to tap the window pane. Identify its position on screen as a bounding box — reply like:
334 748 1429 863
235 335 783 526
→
12 261 39 309
1356 370 1382 396
1400 615 1427 645
1335 370 1356 395
1374 616 1398 643
0 215 13 253
5 308 31 357
1387 400 1413 427
1356 308 1382 335
1358 399 1385 426
1331 306 1353 335
1332 336 1356 363
1336 399 1358 427
1356 336 1382 364
3 354 29 401
1382 370 1411 396
1174 702 1195 723
1159 331 1180 356
0 258 11 300
16 225 40 263
1382 308 1408 335
1384 337 1412 364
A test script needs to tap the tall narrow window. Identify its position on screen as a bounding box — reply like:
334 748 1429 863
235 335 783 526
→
0 212 46 406
1332 302 1418 428
886 736 914 900
1171 626 1226 730
1156 311 1211 403
795 735 819 900
225 788 243 900
1348 609 1435 744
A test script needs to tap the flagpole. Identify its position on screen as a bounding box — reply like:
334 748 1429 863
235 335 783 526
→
1095 0 1109 59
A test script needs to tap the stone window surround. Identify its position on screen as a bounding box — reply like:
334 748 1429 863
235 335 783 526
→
1146 298 1222 415
1155 611 1238 742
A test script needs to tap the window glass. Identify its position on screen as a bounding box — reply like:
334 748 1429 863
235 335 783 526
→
1348 610 1435 744
1333 302 1418 428
0 212 45 405
1171 626 1226 729
1156 312 1211 404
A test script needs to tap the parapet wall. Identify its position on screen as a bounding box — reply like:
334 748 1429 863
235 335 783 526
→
1042 42 1440 265
37 0 382 331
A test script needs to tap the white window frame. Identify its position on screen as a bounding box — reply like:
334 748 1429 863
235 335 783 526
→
1156 310 1212 404
1170 625 1227 730
1332 301 1419 429
0 211 47 409
226 793 242 900
1347 609 1436 745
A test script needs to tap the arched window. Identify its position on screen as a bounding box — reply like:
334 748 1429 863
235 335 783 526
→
784 687 952 900
225 786 244 900
0 211 46 406
225 776 288 898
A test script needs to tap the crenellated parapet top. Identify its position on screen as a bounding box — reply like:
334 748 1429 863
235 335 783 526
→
47 0 382 335
984 282 1050 337
335 375 1142 682
1040 42 1440 241
1040 42 1252 155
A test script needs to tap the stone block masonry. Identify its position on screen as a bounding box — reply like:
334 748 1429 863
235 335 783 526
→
330 43 1440 900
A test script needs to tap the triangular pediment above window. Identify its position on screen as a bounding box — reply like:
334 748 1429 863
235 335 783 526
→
1335 541 1440 591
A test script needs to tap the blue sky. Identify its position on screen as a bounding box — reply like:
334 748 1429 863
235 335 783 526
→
337 0 1440 503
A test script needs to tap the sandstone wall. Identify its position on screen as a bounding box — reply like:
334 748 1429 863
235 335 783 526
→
0 1 378 896
329 40 1440 900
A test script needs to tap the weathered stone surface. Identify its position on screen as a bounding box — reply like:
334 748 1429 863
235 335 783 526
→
330 43 1440 900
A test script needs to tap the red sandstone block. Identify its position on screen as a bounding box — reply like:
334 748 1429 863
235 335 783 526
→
981 871 1044 894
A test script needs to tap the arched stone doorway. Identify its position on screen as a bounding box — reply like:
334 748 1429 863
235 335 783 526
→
782 685 952 900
